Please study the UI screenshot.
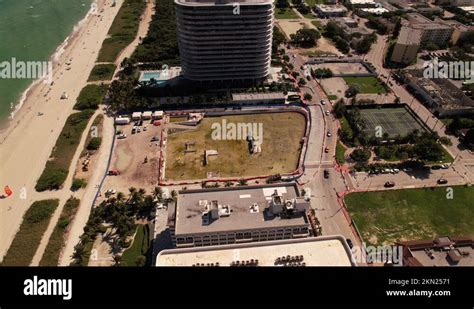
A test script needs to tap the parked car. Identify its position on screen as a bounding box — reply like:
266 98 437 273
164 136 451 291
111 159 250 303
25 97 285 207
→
431 165 442 170
131 127 137 134
117 133 127 139
325 110 330 116
384 181 395 188
327 131 332 137
320 99 326 105
151 136 160 142
324 170 330 178
324 147 329 153
108 169 120 176
402 167 413 172
441 164 449 169
437 178 448 184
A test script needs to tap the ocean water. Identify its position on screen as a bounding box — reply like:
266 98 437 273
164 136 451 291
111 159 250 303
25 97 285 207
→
0 0 92 123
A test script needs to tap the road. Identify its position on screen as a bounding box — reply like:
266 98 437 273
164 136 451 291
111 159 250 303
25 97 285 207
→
284 48 360 247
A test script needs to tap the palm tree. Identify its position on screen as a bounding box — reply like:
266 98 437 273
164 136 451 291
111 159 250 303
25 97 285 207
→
171 190 177 199
152 186 163 202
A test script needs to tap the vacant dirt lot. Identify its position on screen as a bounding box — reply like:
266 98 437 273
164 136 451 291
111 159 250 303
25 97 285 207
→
320 77 348 100
311 63 369 75
101 121 163 197
165 112 307 180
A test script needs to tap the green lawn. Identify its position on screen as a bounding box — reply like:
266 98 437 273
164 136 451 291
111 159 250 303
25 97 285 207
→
88 64 116 82
345 186 474 246
121 224 151 266
275 8 300 19
311 20 322 29
97 0 147 62
336 142 346 164
39 198 80 266
1 200 59 266
305 0 325 6
74 84 109 110
35 110 95 191
343 77 387 94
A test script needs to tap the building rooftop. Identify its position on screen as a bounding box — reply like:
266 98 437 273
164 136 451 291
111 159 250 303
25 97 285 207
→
173 184 309 236
360 7 389 14
399 236 474 266
316 4 348 12
175 0 272 5
406 13 453 30
156 236 356 266
397 26 422 45
232 92 286 101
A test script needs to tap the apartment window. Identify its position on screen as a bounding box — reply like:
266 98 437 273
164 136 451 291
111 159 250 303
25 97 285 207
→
236 233 244 240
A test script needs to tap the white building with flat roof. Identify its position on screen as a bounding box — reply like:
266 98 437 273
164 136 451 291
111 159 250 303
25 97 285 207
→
156 236 357 266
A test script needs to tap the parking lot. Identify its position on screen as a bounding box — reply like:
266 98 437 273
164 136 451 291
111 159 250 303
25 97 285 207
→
349 165 466 191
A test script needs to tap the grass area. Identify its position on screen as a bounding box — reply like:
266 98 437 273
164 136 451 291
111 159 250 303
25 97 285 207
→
39 198 80 266
275 8 300 19
311 20 322 29
438 146 455 164
336 142 346 164
305 0 325 6
81 114 104 156
345 186 474 246
121 224 151 266
441 118 453 126
169 117 188 123
301 49 337 57
97 0 147 62
327 95 338 101
35 110 95 191
301 12 316 19
340 115 353 136
88 64 116 82
74 85 108 110
166 112 307 180
343 77 387 94
1 200 59 266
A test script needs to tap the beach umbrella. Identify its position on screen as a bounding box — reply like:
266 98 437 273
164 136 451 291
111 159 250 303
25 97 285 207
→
4 186 13 197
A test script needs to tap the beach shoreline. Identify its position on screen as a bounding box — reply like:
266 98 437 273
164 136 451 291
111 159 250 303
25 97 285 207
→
0 1 97 143
0 0 123 261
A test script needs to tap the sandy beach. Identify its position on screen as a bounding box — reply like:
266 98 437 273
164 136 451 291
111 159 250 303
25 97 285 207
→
0 0 123 262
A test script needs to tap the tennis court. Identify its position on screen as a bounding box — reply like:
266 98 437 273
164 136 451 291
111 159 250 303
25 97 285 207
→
359 106 427 138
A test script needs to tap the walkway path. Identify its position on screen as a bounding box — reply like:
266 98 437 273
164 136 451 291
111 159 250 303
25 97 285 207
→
30 109 101 266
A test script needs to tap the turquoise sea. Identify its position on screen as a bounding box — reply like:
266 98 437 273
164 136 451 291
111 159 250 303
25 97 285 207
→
0 0 92 123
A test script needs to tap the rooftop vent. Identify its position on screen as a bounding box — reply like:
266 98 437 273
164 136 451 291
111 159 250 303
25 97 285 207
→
250 203 259 213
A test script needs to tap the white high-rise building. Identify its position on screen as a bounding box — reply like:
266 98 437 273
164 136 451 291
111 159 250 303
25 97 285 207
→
175 0 273 81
